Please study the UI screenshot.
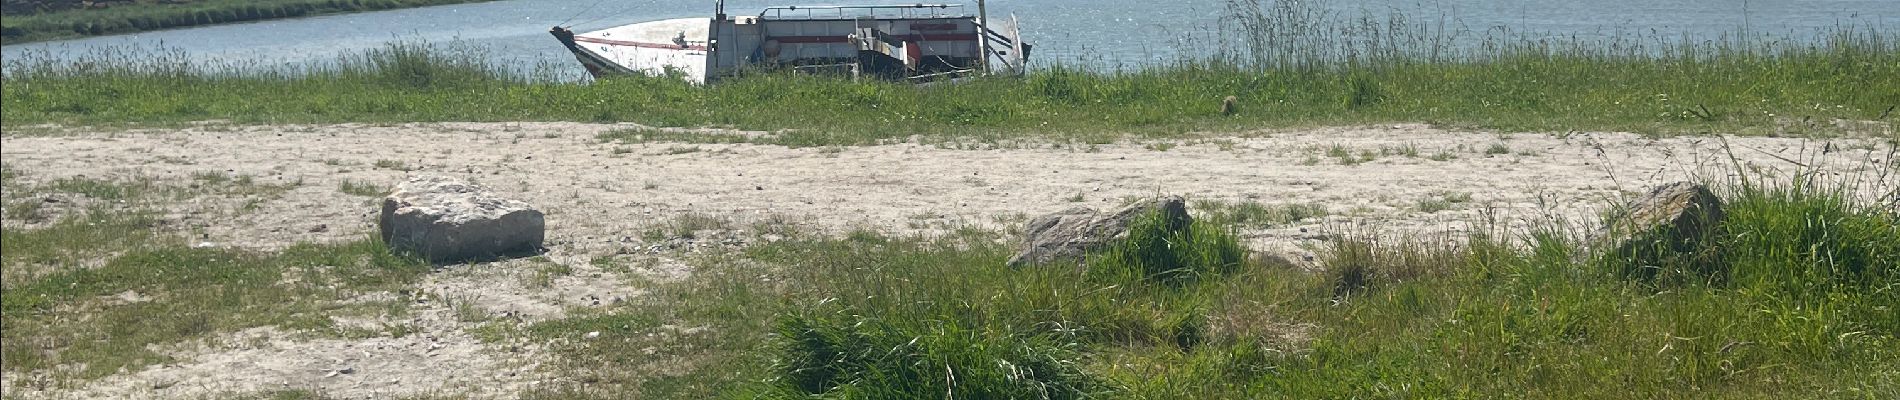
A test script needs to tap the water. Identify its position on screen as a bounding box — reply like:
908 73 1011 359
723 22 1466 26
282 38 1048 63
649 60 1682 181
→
3 0 1894 79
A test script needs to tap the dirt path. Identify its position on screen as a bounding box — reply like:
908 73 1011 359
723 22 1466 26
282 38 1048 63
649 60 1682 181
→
2 122 1892 398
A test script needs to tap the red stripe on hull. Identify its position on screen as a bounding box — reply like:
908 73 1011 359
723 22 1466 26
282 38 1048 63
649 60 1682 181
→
769 34 977 44
573 36 709 51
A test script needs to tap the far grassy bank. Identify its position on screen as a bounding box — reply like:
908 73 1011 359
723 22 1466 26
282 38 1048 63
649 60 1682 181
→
0 0 494 44
3 2 1896 144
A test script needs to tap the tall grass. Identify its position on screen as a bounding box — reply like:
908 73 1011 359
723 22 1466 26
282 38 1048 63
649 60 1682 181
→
1717 175 1900 300
712 172 1897 398
4 1 1896 142
739 217 1248 398
0 0 495 44
1090 210 1245 286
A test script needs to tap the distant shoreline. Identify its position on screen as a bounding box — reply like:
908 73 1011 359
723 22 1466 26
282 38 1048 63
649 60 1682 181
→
0 0 497 45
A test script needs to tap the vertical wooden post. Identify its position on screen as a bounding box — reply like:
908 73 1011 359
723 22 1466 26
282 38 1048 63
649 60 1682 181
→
977 0 989 74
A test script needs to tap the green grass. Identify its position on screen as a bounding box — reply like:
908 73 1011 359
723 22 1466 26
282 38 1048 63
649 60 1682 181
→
640 213 733 242
0 209 163 285
0 0 495 44
596 128 760 145
0 211 429 384
338 179 385 197
4 17 1896 144
371 159 408 171
5 165 1892 398
45 176 152 200
501 168 1898 399
3 197 49 223
1715 176 1900 294
1415 191 1473 213
1193 199 1328 228
0 173 405 389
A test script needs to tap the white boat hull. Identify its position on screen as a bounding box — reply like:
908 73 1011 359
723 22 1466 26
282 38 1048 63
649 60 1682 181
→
555 18 712 83
552 4 1027 83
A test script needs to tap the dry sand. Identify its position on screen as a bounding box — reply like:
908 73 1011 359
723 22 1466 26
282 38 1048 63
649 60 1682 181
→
1 122 1893 398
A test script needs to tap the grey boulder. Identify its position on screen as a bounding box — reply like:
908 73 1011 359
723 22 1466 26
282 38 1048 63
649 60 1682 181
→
1007 196 1190 267
379 176 545 263
1597 181 1725 280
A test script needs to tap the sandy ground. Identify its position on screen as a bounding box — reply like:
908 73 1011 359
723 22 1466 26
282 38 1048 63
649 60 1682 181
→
1 122 1894 398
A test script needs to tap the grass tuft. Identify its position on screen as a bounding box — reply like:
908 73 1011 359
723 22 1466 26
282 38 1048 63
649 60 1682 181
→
762 308 1101 399
1090 209 1245 285
338 179 386 197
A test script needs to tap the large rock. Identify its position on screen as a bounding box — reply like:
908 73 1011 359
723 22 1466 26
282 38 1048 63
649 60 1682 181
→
379 176 545 263
1597 182 1725 281
1007 196 1190 267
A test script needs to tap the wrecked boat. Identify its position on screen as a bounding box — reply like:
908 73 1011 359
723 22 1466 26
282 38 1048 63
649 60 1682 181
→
550 1 1029 83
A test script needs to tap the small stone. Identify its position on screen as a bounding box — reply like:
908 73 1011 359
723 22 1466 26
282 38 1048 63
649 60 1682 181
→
584 331 601 339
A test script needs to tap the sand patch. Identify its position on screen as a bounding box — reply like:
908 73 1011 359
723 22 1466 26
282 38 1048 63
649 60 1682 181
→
3 122 1892 398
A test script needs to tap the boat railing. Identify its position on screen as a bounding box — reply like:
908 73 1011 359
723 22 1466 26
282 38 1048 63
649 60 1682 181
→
758 4 967 20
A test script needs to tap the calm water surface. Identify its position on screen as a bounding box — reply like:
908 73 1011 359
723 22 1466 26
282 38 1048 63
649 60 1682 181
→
2 0 1894 78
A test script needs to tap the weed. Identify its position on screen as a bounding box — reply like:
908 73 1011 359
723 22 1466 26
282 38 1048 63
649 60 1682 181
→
338 179 385 197
527 258 575 288
1326 145 1368 165
1197 200 1328 228
1382 143 1421 158
372 159 407 171
48 177 147 201
1417 191 1473 213
189 171 230 185
3 199 48 223
642 213 732 242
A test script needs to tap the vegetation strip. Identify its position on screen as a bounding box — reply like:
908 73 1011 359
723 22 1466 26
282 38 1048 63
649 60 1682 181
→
4 30 1894 143
0 0 496 44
